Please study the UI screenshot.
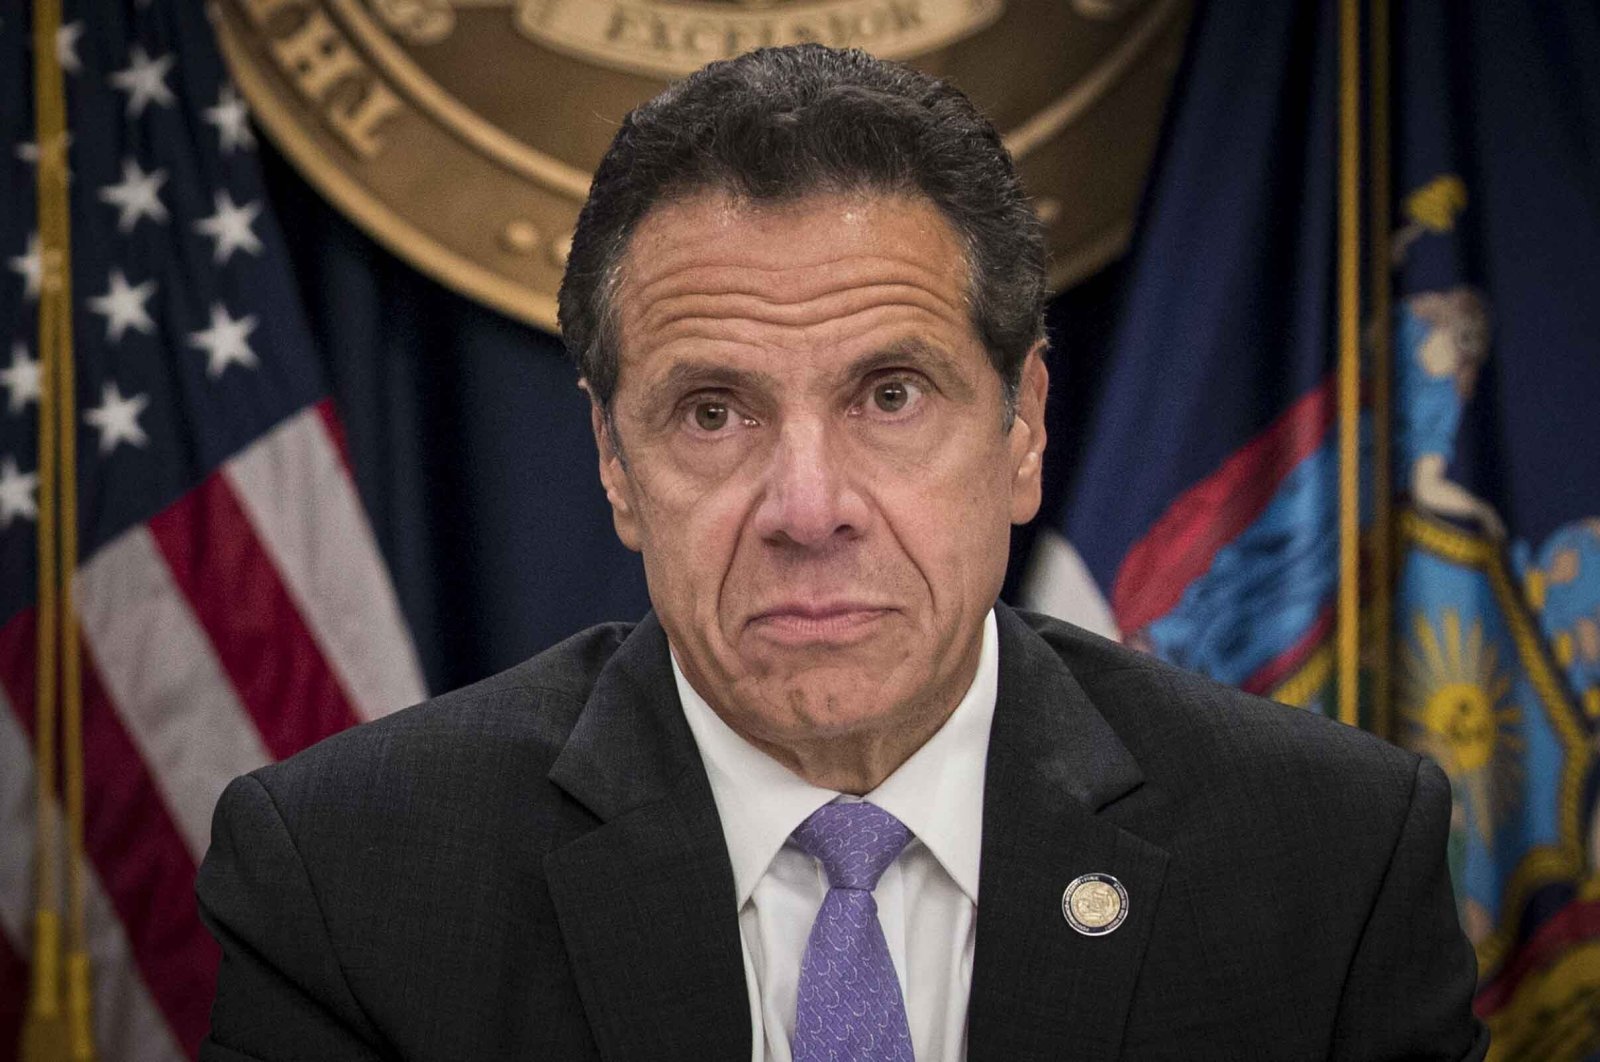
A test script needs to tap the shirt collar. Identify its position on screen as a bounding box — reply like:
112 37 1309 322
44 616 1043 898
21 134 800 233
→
673 610 998 908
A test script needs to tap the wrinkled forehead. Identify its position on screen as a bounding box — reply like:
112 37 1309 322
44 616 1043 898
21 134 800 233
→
609 189 978 379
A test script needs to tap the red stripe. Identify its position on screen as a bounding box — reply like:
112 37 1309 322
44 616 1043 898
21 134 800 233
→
0 925 24 1062
148 473 362 759
1475 897 1600 1016
1242 605 1335 697
1111 378 1336 633
314 398 355 479
0 611 215 1059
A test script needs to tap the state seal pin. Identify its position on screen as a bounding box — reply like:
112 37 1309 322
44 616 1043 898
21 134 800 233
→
1062 872 1128 936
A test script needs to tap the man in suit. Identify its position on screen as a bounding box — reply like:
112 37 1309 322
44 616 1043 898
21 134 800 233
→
198 44 1486 1060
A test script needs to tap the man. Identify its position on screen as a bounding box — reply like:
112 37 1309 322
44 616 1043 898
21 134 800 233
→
198 45 1486 1060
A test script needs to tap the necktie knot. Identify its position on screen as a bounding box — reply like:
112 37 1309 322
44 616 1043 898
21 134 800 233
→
790 801 911 891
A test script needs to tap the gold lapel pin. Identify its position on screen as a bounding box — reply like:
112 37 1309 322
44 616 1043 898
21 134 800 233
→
1062 872 1128 936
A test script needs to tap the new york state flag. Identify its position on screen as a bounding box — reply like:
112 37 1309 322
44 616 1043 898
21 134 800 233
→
1028 2 1600 1054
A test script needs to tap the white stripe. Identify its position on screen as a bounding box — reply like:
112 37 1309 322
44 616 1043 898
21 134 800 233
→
224 407 427 720
1018 528 1122 641
76 526 273 861
0 695 187 1062
0 691 38 954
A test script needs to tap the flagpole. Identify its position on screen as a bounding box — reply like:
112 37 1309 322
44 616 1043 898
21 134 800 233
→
23 0 93 1058
23 0 64 1054
1367 0 1394 742
1337 0 1363 729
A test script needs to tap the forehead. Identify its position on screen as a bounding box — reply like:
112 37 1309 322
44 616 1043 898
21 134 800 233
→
612 190 980 386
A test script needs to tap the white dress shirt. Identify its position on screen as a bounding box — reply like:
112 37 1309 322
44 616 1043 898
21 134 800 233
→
672 610 998 1062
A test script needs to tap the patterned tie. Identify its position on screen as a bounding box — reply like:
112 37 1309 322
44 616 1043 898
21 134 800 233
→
789 801 916 1062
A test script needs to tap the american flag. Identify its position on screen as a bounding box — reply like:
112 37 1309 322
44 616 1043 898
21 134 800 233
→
0 2 427 1058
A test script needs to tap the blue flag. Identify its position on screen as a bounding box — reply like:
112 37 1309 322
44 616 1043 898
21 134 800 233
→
1389 3 1600 1049
1035 0 1600 1047
1047 0 1345 704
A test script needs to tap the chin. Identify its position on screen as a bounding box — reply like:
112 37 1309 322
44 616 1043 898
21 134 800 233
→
757 672 908 734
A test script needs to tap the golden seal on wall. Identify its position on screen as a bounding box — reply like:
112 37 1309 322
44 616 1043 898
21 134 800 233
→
215 0 1190 332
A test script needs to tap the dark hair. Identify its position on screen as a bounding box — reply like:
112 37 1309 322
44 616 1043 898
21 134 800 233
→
557 44 1047 417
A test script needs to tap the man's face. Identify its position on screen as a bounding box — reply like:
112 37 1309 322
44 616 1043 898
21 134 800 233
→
591 190 1047 774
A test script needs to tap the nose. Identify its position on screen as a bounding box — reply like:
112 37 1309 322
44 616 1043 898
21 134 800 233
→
751 416 867 549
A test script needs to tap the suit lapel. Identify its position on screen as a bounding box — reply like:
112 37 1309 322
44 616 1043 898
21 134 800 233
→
967 608 1170 1061
545 615 750 1062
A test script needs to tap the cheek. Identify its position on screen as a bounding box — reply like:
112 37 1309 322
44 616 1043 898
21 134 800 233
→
876 444 1015 586
634 474 758 608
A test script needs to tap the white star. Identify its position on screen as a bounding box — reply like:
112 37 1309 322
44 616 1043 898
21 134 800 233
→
56 21 85 75
188 302 259 378
194 191 263 264
8 232 42 301
84 382 150 454
0 457 39 529
98 157 169 233
1 343 42 414
203 84 256 154
88 269 158 344
14 134 73 180
109 46 175 117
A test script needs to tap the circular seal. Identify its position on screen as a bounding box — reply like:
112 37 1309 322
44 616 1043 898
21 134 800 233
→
1062 872 1128 936
214 0 1189 333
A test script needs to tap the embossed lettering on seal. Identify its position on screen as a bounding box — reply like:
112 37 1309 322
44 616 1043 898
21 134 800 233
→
517 0 1007 79
215 0 1191 334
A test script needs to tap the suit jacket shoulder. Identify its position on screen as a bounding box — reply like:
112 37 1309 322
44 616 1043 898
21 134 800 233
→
980 609 1484 1061
1020 608 1423 828
198 620 649 1062
254 618 635 798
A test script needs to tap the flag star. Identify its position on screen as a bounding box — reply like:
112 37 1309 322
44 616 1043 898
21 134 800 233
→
0 457 39 528
2 343 42 414
14 134 73 180
98 157 169 232
203 84 256 154
8 232 42 301
194 191 264 264
57 21 85 75
84 382 151 454
109 46 175 117
189 302 259 378
88 269 159 344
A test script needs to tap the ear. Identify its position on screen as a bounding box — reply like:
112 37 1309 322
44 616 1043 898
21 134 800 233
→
1008 343 1049 526
583 381 643 552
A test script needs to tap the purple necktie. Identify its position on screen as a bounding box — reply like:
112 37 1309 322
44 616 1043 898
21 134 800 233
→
789 801 916 1062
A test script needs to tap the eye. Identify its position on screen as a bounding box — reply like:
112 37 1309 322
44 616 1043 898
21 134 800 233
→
860 377 924 419
683 396 755 436
874 381 910 413
693 400 730 432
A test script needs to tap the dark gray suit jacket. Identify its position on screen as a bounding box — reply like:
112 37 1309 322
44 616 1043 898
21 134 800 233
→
197 606 1487 1060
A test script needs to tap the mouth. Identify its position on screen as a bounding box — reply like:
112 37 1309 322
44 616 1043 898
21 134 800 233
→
746 603 894 646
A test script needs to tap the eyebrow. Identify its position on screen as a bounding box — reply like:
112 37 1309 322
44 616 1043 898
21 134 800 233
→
638 337 977 411
847 339 976 400
641 361 782 411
